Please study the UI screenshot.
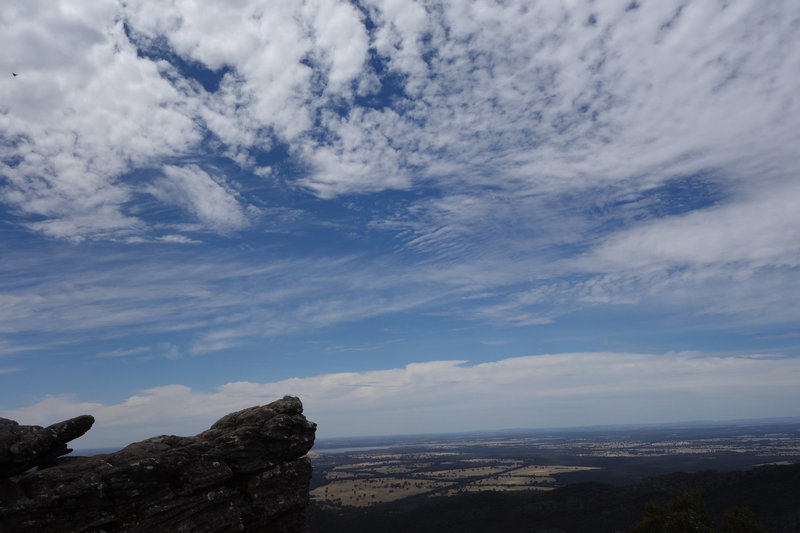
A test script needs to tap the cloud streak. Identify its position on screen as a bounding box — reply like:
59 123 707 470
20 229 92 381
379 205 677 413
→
4 351 798 448
148 165 249 231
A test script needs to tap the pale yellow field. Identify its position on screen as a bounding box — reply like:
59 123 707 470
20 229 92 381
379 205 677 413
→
313 462 604 508
371 464 417 474
311 477 455 507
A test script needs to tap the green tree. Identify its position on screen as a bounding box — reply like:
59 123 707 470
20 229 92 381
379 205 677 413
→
630 491 713 533
631 493 767 533
719 507 766 533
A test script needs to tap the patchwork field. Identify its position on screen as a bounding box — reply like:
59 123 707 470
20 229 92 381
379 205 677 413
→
310 452 601 508
310 421 800 510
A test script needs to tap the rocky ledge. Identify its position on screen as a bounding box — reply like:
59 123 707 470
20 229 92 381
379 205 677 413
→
0 396 316 532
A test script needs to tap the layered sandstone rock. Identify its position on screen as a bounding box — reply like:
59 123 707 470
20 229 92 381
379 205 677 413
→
0 396 316 532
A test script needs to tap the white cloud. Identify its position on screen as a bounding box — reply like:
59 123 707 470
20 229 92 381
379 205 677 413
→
299 108 410 197
0 247 462 353
148 165 248 232
157 342 182 360
306 0 800 225
283 0 800 334
4 351 799 448
2 1 798 459
96 346 151 359
0 1 202 241
123 0 369 146
1 0 798 338
303 0 369 93
156 234 202 244
586 180 800 272
2 0 798 252
362 0 431 87
1 0 370 240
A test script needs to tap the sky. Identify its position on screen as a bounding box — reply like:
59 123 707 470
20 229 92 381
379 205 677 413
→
1 0 799 449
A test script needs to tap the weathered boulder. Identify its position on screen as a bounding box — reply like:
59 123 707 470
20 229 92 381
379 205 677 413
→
0 396 316 532
0 414 95 477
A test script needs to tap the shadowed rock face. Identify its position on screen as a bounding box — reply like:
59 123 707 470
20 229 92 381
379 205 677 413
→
0 396 316 532
0 414 95 477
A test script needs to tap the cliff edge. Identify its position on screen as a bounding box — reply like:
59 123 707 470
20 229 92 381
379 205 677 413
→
0 396 316 532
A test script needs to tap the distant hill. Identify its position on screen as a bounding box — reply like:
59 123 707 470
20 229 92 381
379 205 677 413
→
310 462 800 533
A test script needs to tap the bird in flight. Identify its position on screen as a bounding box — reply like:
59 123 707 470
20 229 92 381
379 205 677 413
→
12 72 17 77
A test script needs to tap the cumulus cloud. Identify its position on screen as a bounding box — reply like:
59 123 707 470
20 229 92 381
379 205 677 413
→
0 1 202 241
299 109 411 197
0 0 371 240
302 0 369 93
4 351 799 448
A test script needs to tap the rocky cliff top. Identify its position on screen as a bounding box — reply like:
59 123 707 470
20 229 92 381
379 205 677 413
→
0 413 95 478
0 396 316 532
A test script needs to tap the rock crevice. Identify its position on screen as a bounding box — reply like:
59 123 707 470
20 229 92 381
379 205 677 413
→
0 396 316 532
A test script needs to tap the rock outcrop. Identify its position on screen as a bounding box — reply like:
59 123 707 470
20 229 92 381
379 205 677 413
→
0 396 316 532
0 414 95 478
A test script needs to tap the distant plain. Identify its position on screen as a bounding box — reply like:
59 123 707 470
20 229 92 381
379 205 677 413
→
309 419 800 509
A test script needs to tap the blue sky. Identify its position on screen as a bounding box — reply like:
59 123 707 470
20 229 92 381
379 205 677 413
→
1 0 799 448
